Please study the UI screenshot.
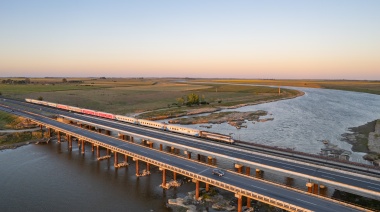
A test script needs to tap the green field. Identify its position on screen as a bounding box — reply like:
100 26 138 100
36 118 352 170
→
0 78 301 118
0 111 18 130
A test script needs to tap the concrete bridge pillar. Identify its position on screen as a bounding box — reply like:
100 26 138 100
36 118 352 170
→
247 197 251 208
87 125 91 130
255 169 262 178
160 144 163 151
135 158 139 176
146 162 150 172
161 169 166 187
106 130 111 136
173 172 177 181
47 128 51 137
68 135 72 151
80 123 83 128
306 182 313 193
118 133 123 139
97 128 102 133
246 167 250 176
235 193 242 212
91 143 94 153
130 136 134 142
194 180 200 200
141 139 146 146
170 146 175 154
285 177 294 187
207 156 213 165
114 152 118 167
40 124 43 130
319 185 327 196
57 131 61 142
313 183 319 194
96 145 100 158
197 154 201 162
235 164 243 173
187 152 192 159
205 183 209 192
81 140 85 154
125 155 129 163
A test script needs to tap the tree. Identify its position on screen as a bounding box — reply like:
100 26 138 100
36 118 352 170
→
62 78 67 83
37 96 43 101
176 97 185 106
186 93 199 105
25 78 31 84
0 91 2 95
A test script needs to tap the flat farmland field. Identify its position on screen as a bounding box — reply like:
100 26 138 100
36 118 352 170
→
0 78 302 118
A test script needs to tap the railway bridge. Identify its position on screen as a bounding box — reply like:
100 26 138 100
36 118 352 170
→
0 103 375 211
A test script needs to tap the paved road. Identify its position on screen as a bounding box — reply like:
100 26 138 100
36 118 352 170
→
0 105 362 212
4 98 379 199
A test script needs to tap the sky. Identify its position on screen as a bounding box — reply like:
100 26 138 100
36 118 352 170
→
0 0 379 79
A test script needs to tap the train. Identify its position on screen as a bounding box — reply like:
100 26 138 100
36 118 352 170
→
25 98 235 144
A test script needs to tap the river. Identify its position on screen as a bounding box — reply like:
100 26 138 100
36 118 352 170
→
166 87 380 164
0 143 195 212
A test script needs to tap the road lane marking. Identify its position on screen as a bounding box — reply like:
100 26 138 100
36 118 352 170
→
296 198 316 205
282 166 295 170
368 186 380 190
198 168 209 174
185 165 197 169
250 185 267 191
160 157 170 161
321 175 335 180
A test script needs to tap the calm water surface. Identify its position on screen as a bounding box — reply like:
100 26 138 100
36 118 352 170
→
167 87 380 163
0 143 194 212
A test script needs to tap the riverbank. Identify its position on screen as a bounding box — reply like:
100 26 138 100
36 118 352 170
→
137 90 304 121
341 119 380 165
0 139 44 151
0 128 43 151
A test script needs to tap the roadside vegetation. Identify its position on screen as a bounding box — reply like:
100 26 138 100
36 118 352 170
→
0 111 20 130
0 111 41 148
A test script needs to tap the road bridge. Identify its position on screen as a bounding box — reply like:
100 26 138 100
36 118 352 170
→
0 105 369 212
2 98 380 202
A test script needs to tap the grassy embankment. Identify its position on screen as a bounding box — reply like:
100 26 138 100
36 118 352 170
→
0 111 41 146
0 78 302 120
197 79 380 95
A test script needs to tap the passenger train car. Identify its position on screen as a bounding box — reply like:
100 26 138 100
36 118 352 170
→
25 98 234 144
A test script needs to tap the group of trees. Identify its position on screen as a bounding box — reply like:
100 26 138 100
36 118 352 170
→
176 93 208 106
1 78 31 84
1 78 82 85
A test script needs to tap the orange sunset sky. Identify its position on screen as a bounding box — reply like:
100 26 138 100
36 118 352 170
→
1 1 379 79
